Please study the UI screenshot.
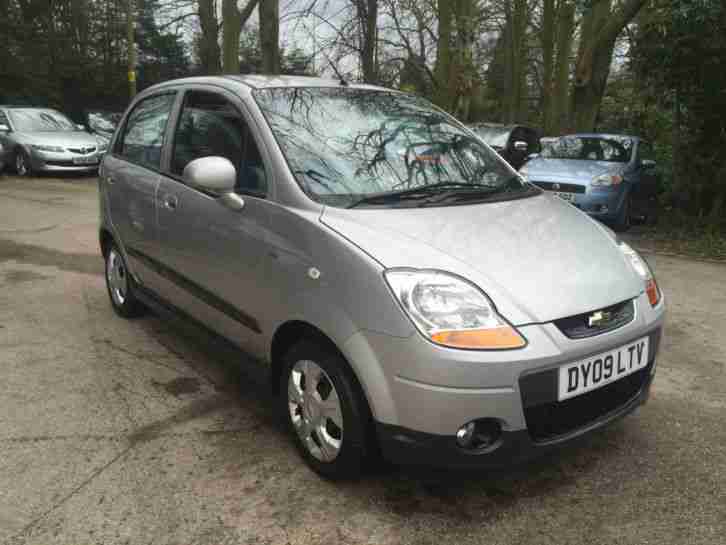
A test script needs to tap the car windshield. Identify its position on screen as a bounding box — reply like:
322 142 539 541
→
471 126 511 148
9 109 77 132
542 136 632 163
254 88 526 207
88 112 118 132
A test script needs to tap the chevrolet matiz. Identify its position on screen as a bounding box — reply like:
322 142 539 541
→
99 76 665 479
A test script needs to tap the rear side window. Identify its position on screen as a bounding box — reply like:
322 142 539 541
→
170 90 267 196
0 111 9 127
118 93 176 170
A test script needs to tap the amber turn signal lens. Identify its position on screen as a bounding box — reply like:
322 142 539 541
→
646 278 660 307
430 326 526 349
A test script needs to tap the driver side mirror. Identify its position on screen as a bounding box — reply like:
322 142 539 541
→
513 140 528 152
642 159 657 170
183 156 245 210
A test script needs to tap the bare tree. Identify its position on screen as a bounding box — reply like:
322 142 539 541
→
570 0 646 131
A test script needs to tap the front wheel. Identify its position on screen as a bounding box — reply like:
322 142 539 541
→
280 339 371 480
613 193 632 232
15 149 33 176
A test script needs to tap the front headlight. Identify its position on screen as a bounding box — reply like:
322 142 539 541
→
384 269 526 350
592 173 623 187
32 144 64 153
618 241 660 307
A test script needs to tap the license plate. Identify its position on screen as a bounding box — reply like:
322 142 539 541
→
558 336 649 401
553 191 575 202
73 156 98 165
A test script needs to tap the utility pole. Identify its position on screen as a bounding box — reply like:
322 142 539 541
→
126 0 137 99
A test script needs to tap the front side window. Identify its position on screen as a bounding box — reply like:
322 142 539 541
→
542 136 632 163
119 93 176 170
171 91 267 196
254 88 529 208
9 109 76 132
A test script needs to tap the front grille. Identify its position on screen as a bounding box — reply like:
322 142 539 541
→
523 364 650 442
532 181 586 194
555 299 634 339
45 160 76 167
68 146 97 154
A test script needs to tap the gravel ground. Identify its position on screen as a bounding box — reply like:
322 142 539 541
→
1 174 724 545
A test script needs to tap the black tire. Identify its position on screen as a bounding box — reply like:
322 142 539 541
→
280 338 372 480
104 242 146 318
613 192 632 232
14 148 33 177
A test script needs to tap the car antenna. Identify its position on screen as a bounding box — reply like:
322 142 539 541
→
322 51 349 86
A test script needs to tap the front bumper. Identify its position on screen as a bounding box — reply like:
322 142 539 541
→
30 148 102 173
377 330 658 469
343 293 665 469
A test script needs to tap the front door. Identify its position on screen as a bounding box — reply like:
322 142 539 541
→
154 88 273 356
103 92 177 293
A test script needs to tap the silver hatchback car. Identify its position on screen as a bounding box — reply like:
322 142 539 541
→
99 76 665 479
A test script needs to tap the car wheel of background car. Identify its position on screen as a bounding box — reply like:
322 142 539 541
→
14 148 33 176
105 243 146 318
613 193 632 232
280 338 372 480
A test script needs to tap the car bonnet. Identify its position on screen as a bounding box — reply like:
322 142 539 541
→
320 193 643 326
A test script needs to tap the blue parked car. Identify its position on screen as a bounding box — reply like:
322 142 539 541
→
518 134 659 231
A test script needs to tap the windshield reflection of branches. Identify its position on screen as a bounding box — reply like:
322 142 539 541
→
255 88 510 201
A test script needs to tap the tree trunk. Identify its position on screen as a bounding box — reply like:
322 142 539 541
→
504 0 527 123
541 0 555 133
355 0 378 83
552 0 574 134
452 0 476 121
222 0 258 74
259 0 280 74
198 0 221 75
433 0 453 110
126 0 136 98
570 0 646 131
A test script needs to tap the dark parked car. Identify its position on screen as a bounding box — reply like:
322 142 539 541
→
469 123 541 170
85 110 122 143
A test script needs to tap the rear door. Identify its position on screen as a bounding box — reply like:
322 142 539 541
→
103 91 177 293
153 87 273 356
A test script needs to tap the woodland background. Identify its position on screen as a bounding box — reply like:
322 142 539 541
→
0 0 724 228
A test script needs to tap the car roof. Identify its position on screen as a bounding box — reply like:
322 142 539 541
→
566 133 640 141
146 75 393 94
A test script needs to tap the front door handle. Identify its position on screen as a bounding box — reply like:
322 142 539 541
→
162 194 178 210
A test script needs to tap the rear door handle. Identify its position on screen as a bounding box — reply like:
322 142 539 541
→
104 175 115 185
162 194 178 210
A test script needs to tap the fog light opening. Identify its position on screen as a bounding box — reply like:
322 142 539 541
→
455 419 502 451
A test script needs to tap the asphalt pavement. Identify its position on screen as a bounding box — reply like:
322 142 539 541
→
1 174 724 545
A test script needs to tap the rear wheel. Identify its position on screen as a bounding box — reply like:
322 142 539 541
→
14 149 33 177
105 243 146 318
280 339 371 480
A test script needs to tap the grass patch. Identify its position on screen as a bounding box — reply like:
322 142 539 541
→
629 211 726 261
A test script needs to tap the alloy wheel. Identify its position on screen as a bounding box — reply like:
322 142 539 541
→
106 249 128 306
287 359 344 462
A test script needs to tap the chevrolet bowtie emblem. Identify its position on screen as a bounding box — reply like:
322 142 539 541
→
588 310 612 327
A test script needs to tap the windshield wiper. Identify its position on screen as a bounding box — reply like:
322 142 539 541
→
347 181 498 208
